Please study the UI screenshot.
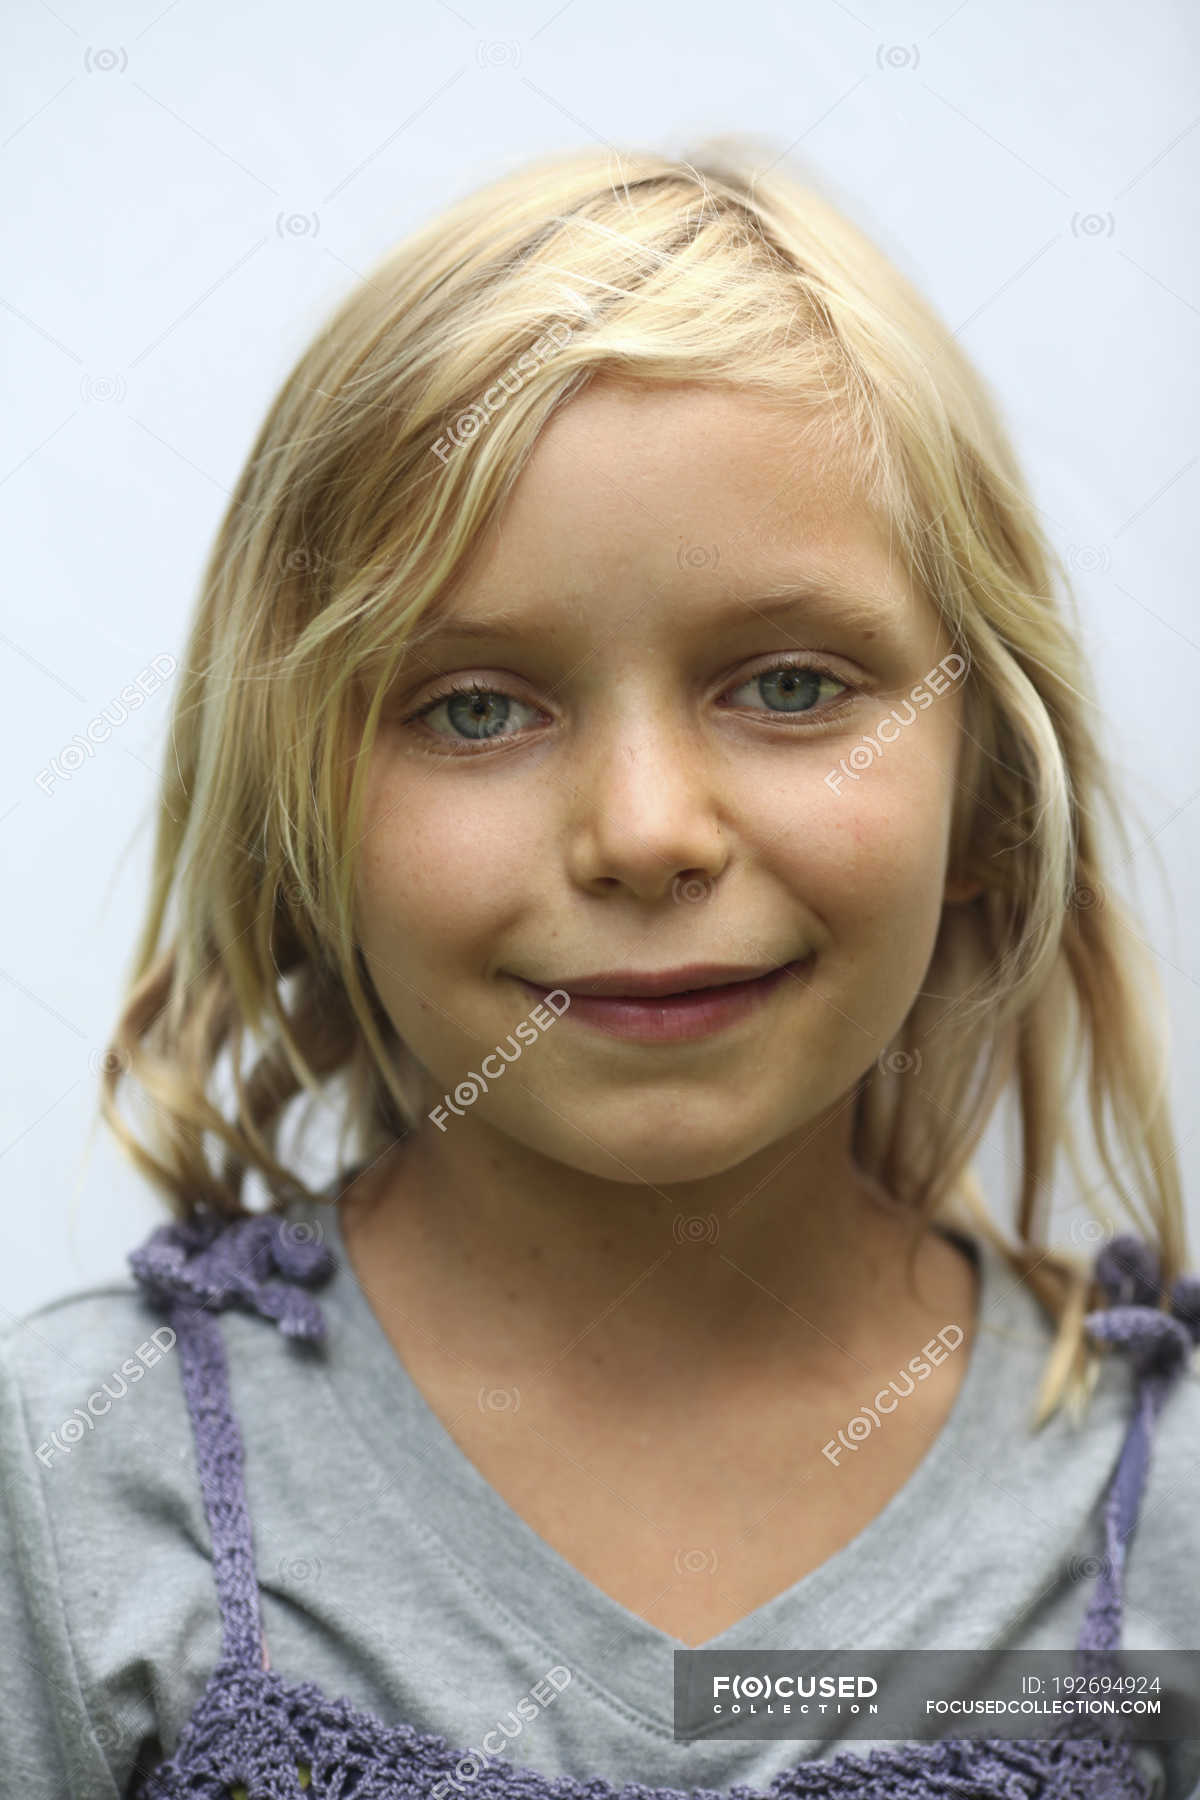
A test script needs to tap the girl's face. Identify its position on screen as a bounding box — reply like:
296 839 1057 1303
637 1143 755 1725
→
354 380 974 1186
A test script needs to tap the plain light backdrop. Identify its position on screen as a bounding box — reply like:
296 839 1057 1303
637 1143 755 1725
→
4 0 1197 1315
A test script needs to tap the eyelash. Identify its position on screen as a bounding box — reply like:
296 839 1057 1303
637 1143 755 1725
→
401 657 858 754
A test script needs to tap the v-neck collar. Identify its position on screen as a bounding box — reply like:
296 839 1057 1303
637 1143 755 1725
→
294 1187 1022 1734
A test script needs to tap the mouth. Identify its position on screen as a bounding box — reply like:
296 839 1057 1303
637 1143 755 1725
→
508 956 814 1044
524 962 799 999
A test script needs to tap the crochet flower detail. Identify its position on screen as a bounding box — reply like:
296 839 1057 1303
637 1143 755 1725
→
1084 1233 1200 1382
128 1209 336 1340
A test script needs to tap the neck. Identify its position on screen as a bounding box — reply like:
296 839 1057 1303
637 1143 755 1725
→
335 1114 976 1399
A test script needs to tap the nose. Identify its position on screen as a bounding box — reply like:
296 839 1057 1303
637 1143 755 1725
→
564 701 729 903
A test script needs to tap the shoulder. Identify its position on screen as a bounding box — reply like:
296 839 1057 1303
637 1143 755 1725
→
1127 1371 1200 1800
1142 1360 1200 1489
0 1271 208 1795
0 1216 325 1509
964 1232 1200 1550
0 1209 341 1578
0 1270 195 1484
0 1271 210 1687
0 1235 332 1793
1124 1363 1200 1631
990 1231 1200 1641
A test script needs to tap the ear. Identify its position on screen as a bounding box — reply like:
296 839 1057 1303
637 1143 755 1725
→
943 873 984 904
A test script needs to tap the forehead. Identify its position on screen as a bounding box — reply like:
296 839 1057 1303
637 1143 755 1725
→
420 380 916 642
520 377 871 528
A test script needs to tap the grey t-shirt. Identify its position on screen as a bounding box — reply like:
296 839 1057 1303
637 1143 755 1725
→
2 1196 1198 1799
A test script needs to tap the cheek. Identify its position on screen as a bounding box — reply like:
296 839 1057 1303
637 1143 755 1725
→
754 736 956 935
354 764 540 960
755 759 955 1060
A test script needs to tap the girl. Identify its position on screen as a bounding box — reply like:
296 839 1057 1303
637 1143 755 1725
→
2 142 1197 1800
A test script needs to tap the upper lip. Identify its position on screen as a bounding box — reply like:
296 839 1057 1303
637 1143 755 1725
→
521 962 792 998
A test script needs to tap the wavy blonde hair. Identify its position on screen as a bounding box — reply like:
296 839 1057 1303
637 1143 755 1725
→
98 139 1190 1426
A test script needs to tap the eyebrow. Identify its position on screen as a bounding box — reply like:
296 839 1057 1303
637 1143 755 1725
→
411 584 898 645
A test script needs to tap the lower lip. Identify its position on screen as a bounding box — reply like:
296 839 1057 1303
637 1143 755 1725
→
512 957 813 1044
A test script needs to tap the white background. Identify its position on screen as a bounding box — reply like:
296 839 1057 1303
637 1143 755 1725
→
3 0 1197 1315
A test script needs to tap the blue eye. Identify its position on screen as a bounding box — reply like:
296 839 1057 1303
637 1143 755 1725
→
414 681 537 743
725 663 850 714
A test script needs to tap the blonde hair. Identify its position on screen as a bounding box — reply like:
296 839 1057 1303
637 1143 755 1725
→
97 139 1190 1427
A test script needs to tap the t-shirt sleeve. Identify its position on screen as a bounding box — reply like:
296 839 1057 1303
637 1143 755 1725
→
0 1318 163 1798
0 1327 121 1794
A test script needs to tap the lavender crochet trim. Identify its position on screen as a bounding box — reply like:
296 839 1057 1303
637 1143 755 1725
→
128 1207 335 1339
128 1208 335 1674
132 1658 1157 1799
1075 1234 1200 1657
123 1217 1191 1800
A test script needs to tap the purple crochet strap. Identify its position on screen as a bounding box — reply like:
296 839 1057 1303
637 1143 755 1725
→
1075 1233 1200 1658
128 1210 335 1672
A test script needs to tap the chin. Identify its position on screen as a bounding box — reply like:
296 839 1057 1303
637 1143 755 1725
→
553 1126 772 1191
